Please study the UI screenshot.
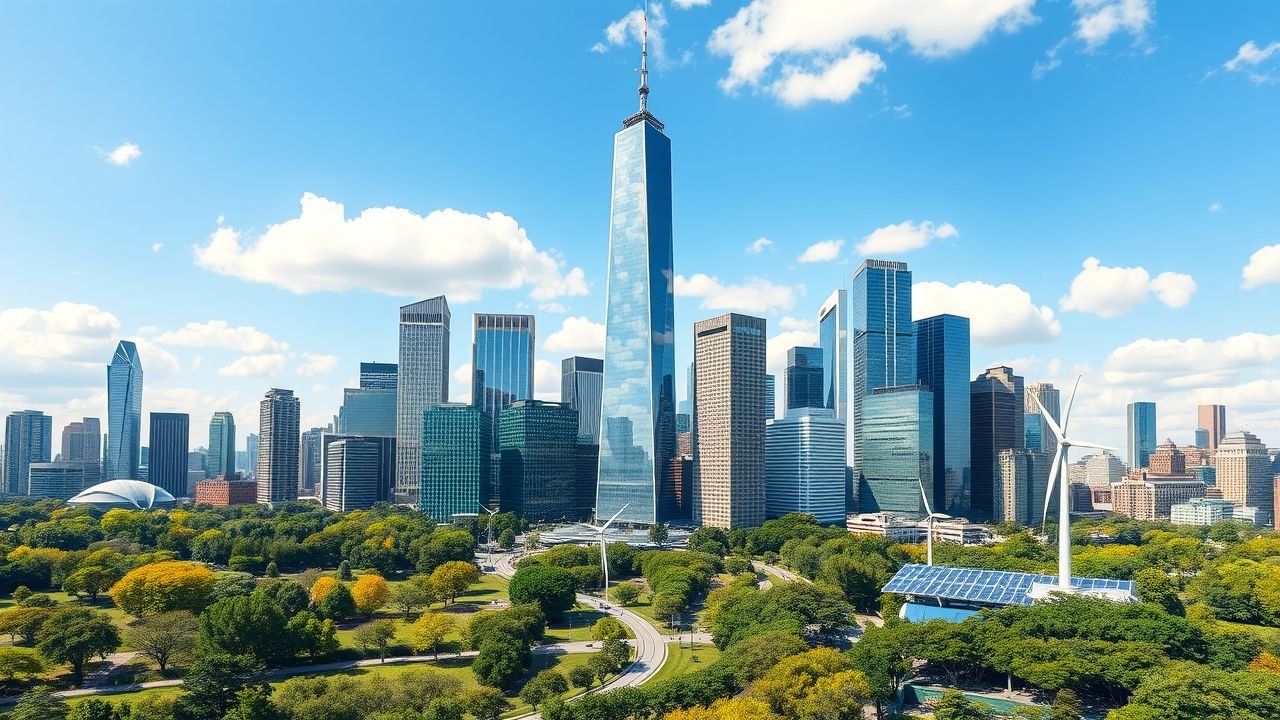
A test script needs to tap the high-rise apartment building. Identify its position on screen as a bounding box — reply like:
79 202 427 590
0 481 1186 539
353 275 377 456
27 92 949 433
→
360 362 398 391
765 408 846 525
597 55 676 527
105 340 143 481
4 411 52 494
60 418 101 465
561 357 604 444
914 314 971 515
994 448 1054 526
1126 402 1158 469
852 259 915 487
148 413 189 498
323 436 394 512
1024 382 1061 454
499 401 578 522
860 386 933 515
692 313 766 529
396 296 450 505
207 412 236 479
257 388 300 505
420 404 492 521
970 366 1025 521
1216 430 1273 524
1197 404 1227 453
784 346 824 412
300 426 329 493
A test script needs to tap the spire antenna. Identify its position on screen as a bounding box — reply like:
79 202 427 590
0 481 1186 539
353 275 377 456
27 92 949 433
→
638 1 650 112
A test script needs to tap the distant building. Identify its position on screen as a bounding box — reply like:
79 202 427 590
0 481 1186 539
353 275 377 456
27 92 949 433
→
499 400 578 522
420 404 492 521
852 260 915 493
970 366 1024 521
472 313 535 459
323 436 394 512
300 426 330 493
246 433 259 479
396 296 451 506
994 449 1054 526
28 462 97 500
4 410 52 495
1126 402 1157 469
784 346 824 412
1171 497 1237 526
207 412 236 480
105 341 144 481
667 454 692 521
561 356 604 444
860 385 933 516
60 418 101 465
195 477 258 506
1181 445 1211 468
1024 382 1061 453
148 413 189 498
675 413 691 435
1085 452 1127 485
336 387 396 436
575 441 600 521
914 313 971 516
1215 430 1273 526
360 362 398 390
819 290 848 453
257 389 300 505
1111 473 1205 520
765 374 776 421
1197 404 1227 453
765 408 846 525
1194 428 1210 450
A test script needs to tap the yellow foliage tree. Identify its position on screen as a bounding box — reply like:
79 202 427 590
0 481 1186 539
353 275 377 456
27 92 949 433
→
108 561 215 618
749 648 858 717
412 610 456 657
1250 651 1280 675
352 574 389 615
310 576 340 606
663 698 781 720
429 561 481 604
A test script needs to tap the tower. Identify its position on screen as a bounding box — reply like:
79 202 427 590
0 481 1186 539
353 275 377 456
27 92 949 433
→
207 412 236 479
395 296 450 506
257 388 300 506
105 340 143 481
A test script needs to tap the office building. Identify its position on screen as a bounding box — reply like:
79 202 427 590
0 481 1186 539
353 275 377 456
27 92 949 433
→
784 346 824 412
1171 497 1237 526
1111 474 1206 521
993 449 1054 526
195 477 258 506
148 413 189 498
1085 452 1128 485
970 366 1024 521
323 436 394 512
1024 382 1061 453
4 411 52 495
561 356 604 444
818 290 848 421
245 433 259 479
336 387 396 437
188 449 207 474
257 388 300 505
1215 431 1273 525
300 426 329 493
914 314 972 515
1126 402 1158 469
597 58 677 527
1194 428 1210 450
472 313 535 457
499 400 578 522
765 374 776 420
678 363 694 416
396 296 450 506
692 313 766 529
360 362 398 391
1182 445 1211 468
860 386 933 515
1197 404 1227 453
60 418 101 465
28 462 97 500
207 412 236 480
105 340 143 481
766 408 846 525
675 413 690 435
576 441 600 521
852 260 915 485
420 404 492 521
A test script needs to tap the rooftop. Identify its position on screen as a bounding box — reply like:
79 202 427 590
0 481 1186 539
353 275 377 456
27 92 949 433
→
882 563 1136 607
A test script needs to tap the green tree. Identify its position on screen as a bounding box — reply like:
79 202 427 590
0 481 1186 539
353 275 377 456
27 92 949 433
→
286 611 338 661
175 653 265 720
1049 688 1083 720
197 594 291 664
61 567 118 603
601 638 630 668
316 582 357 620
67 698 113 720
1134 568 1184 616
412 610 456 658
612 581 641 606
497 529 516 550
0 606 53 645
591 616 628 641
222 684 282 720
588 650 617 683
508 564 576 622
338 560 352 581
472 635 530 688
423 698 464 720
648 523 670 547
390 575 438 616
10 686 70 720
253 579 310 619
351 619 397 660
429 561 481 604
107 561 215 618
459 686 511 720
933 690 994 720
0 647 45 684
568 664 596 688
35 607 120 684
520 669 568 708
126 610 197 672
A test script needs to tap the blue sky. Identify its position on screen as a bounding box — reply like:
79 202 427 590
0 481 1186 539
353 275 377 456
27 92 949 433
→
1 0 1277 458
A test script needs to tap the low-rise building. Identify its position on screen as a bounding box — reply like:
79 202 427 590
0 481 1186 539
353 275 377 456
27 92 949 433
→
1170 497 1236 526
1111 472 1205 520
195 477 259 506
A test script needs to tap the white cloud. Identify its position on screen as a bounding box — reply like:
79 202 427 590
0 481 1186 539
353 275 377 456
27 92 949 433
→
153 320 287 353
218 354 287 378
767 330 820 378
103 142 141 166
453 363 472 387
746 237 773 254
1242 244 1280 289
297 353 338 376
595 2 672 67
913 281 1062 345
778 316 815 332
1059 257 1197 317
194 193 588 303
672 0 709 8
1103 332 1280 390
797 238 844 263
539 302 567 314
675 274 802 313
534 359 560 402
544 316 606 358
708 0 1035 106
1208 202 1223 213
0 302 122 372
1073 0 1153 50
1222 40 1280 84
151 242 164 253
856 220 957 255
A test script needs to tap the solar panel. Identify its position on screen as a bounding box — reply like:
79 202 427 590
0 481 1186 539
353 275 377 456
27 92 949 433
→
881 564 1135 607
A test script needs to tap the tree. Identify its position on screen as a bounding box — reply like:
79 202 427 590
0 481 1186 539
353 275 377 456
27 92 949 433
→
498 529 516 550
68 698 113 720
749 648 855 717
108 561 215 618
390 575 438 617
0 647 45 684
197 594 291 664
1049 688 1083 720
520 669 568 708
648 523 670 547
568 663 596 688
588 650 617 683
472 635 530 688
932 690 994 720
254 579 309 619
664 698 782 720
652 592 685 626
10 686 70 720
316 582 356 620
0 606 53 645
126 610 197 672
35 607 120 684
459 686 511 720
429 561 480 604
509 564 576 622
309 576 339 606
61 567 118 603
413 611 456 658
286 611 338 661
176 653 265 720
591 616 628 641
1134 568 1184 616
223 684 282 720
352 620 397 661
612 581 641 606
601 638 630 669
424 698 465 720
338 560 352 581
352 574 389 615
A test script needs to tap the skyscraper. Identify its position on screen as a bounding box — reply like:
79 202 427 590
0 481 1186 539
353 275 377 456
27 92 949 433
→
421 403 492 521
818 290 848 418
765 408 846 525
851 260 915 488
360 362 398 391
765 374 776 420
499 400 579 522
207 412 236 479
1216 430 1273 524
148 412 190 498
1126 402 1158 469
60 418 101 465
245 433 259 479
4 411 52 494
971 366 1025 521
105 340 143 481
396 296 450 506
472 313 535 446
859 386 933 515
994 448 1054 526
1196 404 1227 453
597 31 676 526
784 346 824 412
914 314 971 515
300 425 329 494
1024 382 1061 454
692 313 766 529
1194 428 1210 450
337 387 396 436
561 356 604 444
257 388 300 506
323 436 394 512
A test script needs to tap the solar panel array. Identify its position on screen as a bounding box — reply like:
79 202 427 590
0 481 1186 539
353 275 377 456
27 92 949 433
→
881 563 1135 607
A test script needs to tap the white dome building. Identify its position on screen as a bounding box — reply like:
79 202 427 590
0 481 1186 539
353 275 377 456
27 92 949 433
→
67 479 176 510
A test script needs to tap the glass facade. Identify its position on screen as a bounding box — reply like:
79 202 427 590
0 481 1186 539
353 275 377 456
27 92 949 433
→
598 114 676 526
914 314 971 515
360 362 398 390
396 296 450 506
1126 402 1157 469
765 408 846 525
859 386 933 515
105 340 143 481
324 435 395 512
337 388 396 436
4 410 52 494
500 400 579 522
818 290 847 419
60 418 101 465
765 373 776 420
785 346 824 412
472 313 535 447
561 356 604 444
300 426 328 492
852 260 915 486
970 366 1024 521
207 412 236 479
420 404 491 521
148 412 189 498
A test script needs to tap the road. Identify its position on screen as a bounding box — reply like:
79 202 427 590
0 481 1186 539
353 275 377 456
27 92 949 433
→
753 560 884 629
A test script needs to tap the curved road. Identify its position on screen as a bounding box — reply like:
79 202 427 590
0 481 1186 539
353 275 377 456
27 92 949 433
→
753 560 883 629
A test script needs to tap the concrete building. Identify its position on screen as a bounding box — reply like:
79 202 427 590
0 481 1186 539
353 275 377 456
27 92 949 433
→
60 418 101 465
1171 497 1237 526
396 296 450 506
195 477 259 506
1111 473 1206 520
323 436 394 512
970 366 1024 521
257 388 300 506
1197 404 1227 453
1215 430 1273 526
300 425 330 494
4 410 52 495
993 449 1054 526
765 408 846 525
1085 452 1128 485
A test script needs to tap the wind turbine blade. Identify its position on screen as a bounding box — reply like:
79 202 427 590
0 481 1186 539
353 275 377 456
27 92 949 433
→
1069 440 1115 451
1062 375 1082 435
1042 443 1064 528
934 513 952 520
918 480 934 517
1032 393 1063 440
602 502 630 531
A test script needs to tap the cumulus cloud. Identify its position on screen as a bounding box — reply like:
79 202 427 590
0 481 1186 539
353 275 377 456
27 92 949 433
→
1221 40 1280 84
778 316 815 332
767 329 820 378
1103 332 1280 389
856 220 957 256
672 0 709 7
593 2 671 67
797 239 844 263
534 359 561 402
1073 0 1153 50
218 354 287 378
1059 257 1197 317
0 302 122 371
544 316 606 357
1242 244 1280 289
708 0 1035 106
746 237 772 254
151 243 164 253
913 281 1061 345
193 193 588 303
103 142 141 166
676 274 801 313
154 320 286 353
297 353 338 376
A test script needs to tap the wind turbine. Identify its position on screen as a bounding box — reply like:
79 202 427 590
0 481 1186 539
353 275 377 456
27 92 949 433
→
918 480 951 566
584 504 629 606
479 504 499 569
1034 377 1112 591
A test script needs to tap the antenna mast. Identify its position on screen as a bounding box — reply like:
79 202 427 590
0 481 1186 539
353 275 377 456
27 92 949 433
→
639 1 650 112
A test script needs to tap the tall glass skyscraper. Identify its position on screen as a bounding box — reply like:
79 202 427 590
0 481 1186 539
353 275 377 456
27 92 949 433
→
851 260 915 490
1126 401 1158 469
105 340 143 481
597 34 676 526
499 400 579 522
337 387 396 436
561 356 604 444
472 313 535 444
914 314 971 515
784 346 824 412
1024 382 1061 454
818 290 847 420
396 296 450 506
971 366 1024 521
421 404 492 521
4 410 52 494
859 386 933 515
207 412 236 479
148 412 189 498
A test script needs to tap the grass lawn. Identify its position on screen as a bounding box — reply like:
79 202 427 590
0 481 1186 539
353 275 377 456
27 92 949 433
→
542 606 618 644
647 643 720 686
335 573 511 652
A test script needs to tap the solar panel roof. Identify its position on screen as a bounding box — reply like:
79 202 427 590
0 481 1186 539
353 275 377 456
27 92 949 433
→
881 564 1135 607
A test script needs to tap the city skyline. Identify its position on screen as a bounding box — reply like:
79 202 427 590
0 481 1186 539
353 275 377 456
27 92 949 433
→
1 3 1278 459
